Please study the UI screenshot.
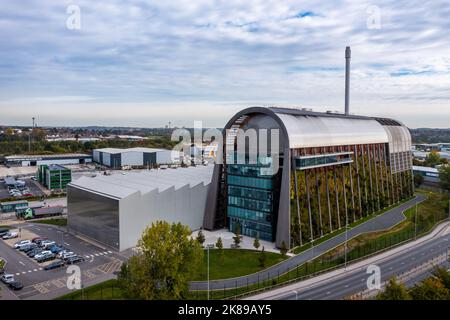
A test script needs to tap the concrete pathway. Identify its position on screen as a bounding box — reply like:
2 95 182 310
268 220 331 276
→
190 194 427 291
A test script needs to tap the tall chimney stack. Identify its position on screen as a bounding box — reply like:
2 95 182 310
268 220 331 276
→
345 46 351 115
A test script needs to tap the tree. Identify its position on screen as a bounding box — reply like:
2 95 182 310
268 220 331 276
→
377 278 411 300
258 246 266 268
196 230 205 247
413 173 424 188
253 234 260 250
438 164 450 191
117 221 203 300
410 277 450 300
432 266 450 291
425 151 441 167
215 237 223 250
280 241 288 257
216 237 224 264
232 223 241 248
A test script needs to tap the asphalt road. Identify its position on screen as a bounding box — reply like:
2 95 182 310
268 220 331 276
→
257 227 450 300
0 222 126 299
190 194 427 291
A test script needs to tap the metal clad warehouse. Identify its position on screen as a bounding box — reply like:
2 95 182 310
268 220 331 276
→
92 147 183 169
67 165 213 250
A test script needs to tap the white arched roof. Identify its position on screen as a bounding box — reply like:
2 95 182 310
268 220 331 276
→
275 113 389 149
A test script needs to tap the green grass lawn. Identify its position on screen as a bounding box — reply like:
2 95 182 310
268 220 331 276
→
32 218 67 227
192 249 287 281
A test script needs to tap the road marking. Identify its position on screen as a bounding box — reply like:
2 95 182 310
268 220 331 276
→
33 269 37 272
15 273 20 276
22 272 26 274
19 261 25 266
99 252 104 255
94 253 99 256
28 270 32 273
345 284 349 288
108 251 112 254
35 228 41 231
64 242 70 246
38 268 42 270
326 291 331 295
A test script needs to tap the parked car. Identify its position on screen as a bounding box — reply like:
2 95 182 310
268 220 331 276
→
32 237 48 245
34 250 52 260
0 228 9 237
66 256 85 265
49 245 64 254
8 281 23 290
36 252 55 263
30 176 37 181
40 240 56 249
1 274 14 284
20 243 38 252
2 232 18 240
27 248 43 258
44 260 65 270
60 252 76 260
14 240 31 249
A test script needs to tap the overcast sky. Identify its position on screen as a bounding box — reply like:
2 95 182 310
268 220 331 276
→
1 0 449 128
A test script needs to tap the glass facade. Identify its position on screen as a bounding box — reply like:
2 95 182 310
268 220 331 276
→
226 157 276 241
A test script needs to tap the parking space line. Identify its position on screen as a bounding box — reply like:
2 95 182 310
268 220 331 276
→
33 269 37 271
21 271 26 274
19 261 25 266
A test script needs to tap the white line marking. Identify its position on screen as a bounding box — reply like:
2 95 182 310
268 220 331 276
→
38 268 42 270
28 270 32 273
33 269 37 272
35 228 40 231
21 272 26 274
94 253 99 256
108 251 112 254
15 273 20 276
64 242 70 246
19 261 25 266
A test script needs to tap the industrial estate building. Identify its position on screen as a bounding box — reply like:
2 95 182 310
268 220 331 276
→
412 165 440 185
2 153 92 167
37 164 72 191
203 107 414 249
93 147 183 169
67 165 212 250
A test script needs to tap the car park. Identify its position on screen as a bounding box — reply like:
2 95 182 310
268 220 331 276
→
66 256 85 265
8 281 23 290
14 240 31 249
1 274 14 284
2 232 18 240
44 260 65 270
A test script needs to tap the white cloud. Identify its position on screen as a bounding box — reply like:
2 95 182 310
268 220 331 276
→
0 0 449 128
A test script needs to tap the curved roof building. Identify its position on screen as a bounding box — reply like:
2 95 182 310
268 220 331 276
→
204 107 413 249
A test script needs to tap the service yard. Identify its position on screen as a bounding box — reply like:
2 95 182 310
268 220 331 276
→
0 221 127 300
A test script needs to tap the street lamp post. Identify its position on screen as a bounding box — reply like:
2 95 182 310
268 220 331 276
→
206 244 214 300
415 202 418 240
344 211 348 269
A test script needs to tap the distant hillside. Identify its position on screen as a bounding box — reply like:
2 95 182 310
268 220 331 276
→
410 128 450 143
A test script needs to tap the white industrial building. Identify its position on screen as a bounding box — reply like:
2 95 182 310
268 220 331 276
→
3 153 92 167
93 147 183 169
67 165 213 251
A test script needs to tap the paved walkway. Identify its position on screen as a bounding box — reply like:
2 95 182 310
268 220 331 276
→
189 194 427 291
